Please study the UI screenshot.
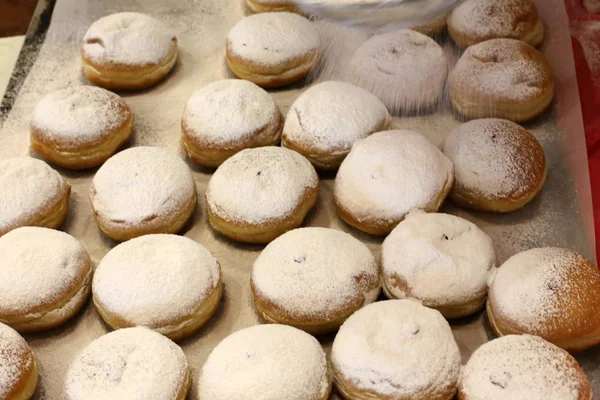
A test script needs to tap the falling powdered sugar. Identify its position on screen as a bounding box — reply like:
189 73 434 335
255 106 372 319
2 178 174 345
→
0 323 34 399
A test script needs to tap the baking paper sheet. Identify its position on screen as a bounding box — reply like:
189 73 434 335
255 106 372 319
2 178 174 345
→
0 0 598 397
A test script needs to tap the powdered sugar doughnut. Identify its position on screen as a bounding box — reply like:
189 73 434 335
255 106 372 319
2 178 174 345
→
31 86 133 169
334 130 454 236
226 12 321 88
448 39 554 123
199 324 331 400
448 0 544 49
584 0 600 13
93 234 222 341
64 327 190 400
487 247 600 352
459 335 592 400
0 157 70 237
282 81 391 170
331 299 461 400
182 79 282 168
206 146 319 243
90 147 197 241
245 0 301 13
251 227 380 334
0 227 92 333
382 212 496 319
411 13 448 37
346 29 448 112
82 12 177 90
0 323 38 400
443 119 547 212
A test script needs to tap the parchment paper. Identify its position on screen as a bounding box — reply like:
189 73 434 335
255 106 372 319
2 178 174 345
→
0 0 598 398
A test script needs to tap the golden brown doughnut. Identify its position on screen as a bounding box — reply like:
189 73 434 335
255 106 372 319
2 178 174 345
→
448 0 544 49
411 13 448 37
30 86 133 169
245 0 302 13
448 38 554 123
443 118 547 212
487 247 600 352
0 323 38 400
81 12 177 91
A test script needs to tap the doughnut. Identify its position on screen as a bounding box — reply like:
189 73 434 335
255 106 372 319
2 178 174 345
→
448 0 544 49
448 38 554 123
64 327 190 400
382 211 496 319
0 323 38 400
487 247 600 352
346 29 448 112
584 0 600 13
199 324 331 400
81 12 177 90
93 234 222 341
443 119 547 212
282 81 391 170
251 227 380 334
459 335 592 400
181 79 282 168
331 299 461 400
411 14 448 37
225 12 321 88
206 146 319 244
0 157 70 237
90 147 197 241
30 86 133 169
334 130 454 236
0 227 92 333
245 0 301 13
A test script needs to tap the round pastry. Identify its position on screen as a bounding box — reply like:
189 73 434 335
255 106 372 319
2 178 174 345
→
93 234 222 341
64 327 190 400
459 334 592 400
331 299 461 400
584 0 600 13
443 119 547 212
30 86 134 169
0 157 70 237
81 12 177 90
0 227 92 333
181 79 283 168
206 146 319 244
411 13 448 37
282 81 391 170
487 247 600 352
334 130 454 236
448 0 544 49
225 12 321 88
346 29 448 112
90 146 197 241
382 212 496 319
251 227 380 334
199 324 331 400
245 0 301 13
448 38 554 123
0 323 38 400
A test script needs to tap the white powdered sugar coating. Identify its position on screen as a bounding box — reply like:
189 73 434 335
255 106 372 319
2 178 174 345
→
183 80 280 147
93 234 221 328
443 118 545 198
489 247 598 334
31 86 130 147
0 227 89 318
83 12 176 67
334 130 453 224
206 146 318 224
252 227 379 320
382 212 496 306
0 323 33 399
227 12 321 66
0 157 68 235
460 335 586 399
64 327 188 400
347 29 447 111
449 39 551 101
91 147 196 227
283 81 390 154
199 324 329 400
331 299 461 398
